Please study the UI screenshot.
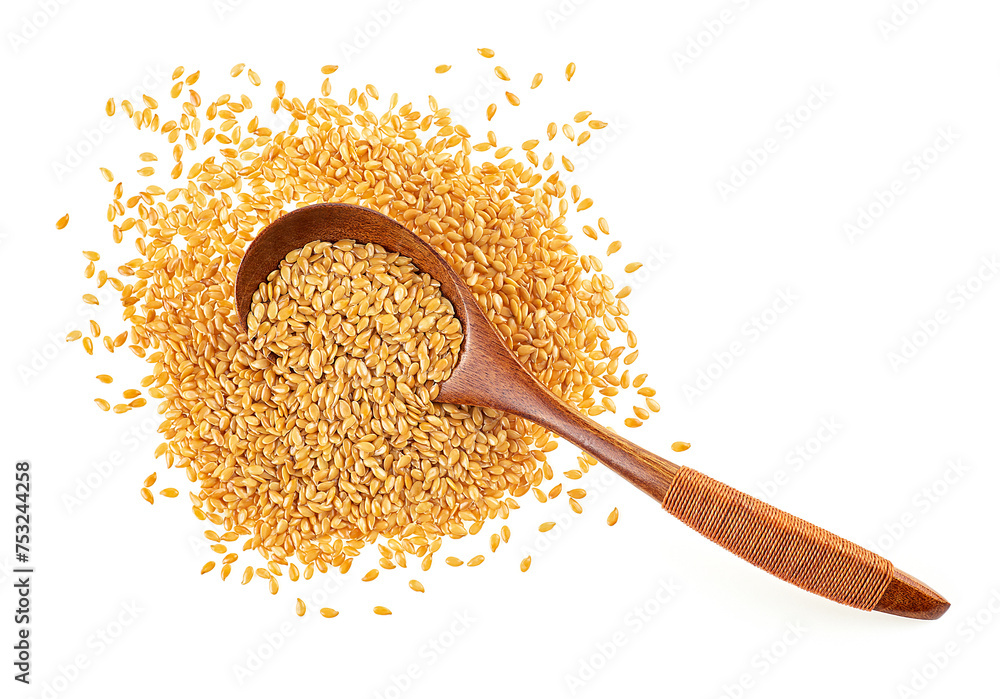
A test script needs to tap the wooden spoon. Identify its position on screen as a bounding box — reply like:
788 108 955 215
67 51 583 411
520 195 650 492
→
235 203 949 620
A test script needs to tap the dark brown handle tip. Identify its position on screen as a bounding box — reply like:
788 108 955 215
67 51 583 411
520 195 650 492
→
872 567 950 620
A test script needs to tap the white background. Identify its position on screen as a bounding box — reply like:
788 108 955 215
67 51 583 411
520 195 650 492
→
1 0 998 697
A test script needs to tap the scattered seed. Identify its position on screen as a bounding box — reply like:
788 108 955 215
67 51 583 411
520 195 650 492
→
671 441 691 452
64 64 656 608
56 214 69 229
373 606 392 616
520 556 531 572
435 65 451 74
607 508 619 526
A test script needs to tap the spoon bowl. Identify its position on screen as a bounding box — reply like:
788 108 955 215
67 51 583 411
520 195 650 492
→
235 202 949 621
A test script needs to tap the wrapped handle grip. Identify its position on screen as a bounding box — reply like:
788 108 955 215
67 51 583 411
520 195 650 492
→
663 466 893 610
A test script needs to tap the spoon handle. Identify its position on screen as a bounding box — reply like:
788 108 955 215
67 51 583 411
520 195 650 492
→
664 466 892 610
492 372 948 619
